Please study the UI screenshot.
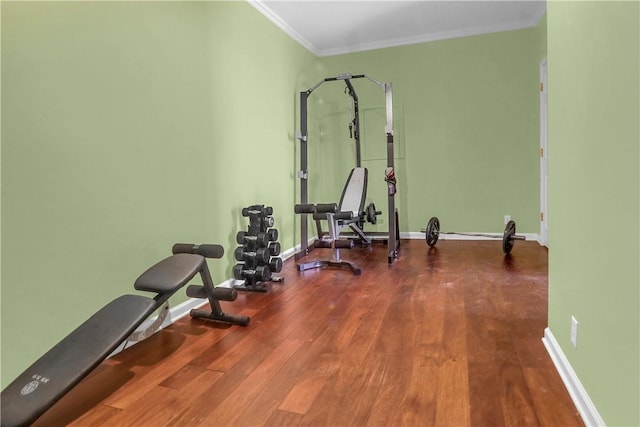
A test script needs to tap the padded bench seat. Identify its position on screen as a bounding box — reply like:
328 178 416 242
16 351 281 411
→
0 294 157 427
134 253 204 294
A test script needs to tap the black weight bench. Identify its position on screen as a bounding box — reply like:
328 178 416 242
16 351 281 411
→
294 167 382 275
294 202 362 275
1 244 248 427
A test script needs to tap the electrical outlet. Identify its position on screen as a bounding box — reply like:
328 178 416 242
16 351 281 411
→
570 316 579 348
504 215 511 224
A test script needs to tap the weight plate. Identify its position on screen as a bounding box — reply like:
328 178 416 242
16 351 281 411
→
366 203 377 224
502 220 516 254
425 217 440 247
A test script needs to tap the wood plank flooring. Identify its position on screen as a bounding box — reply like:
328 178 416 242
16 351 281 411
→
32 239 583 426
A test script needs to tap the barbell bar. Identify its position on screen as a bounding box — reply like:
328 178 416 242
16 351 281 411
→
421 216 525 254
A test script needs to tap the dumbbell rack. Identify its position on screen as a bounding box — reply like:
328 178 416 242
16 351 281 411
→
233 204 284 292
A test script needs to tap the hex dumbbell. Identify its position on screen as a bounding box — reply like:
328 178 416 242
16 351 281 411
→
269 257 283 273
242 206 273 217
236 231 269 246
234 246 270 264
233 264 271 282
268 241 281 256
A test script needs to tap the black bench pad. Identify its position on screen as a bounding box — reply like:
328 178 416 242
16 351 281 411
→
1 294 157 427
134 253 204 294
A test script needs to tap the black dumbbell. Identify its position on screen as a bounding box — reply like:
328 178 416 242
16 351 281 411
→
242 206 273 217
264 216 275 228
267 228 278 242
234 246 270 264
268 241 281 256
233 264 271 282
269 257 283 273
236 231 269 246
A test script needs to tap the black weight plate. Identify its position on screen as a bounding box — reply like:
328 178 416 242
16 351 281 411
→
366 203 377 224
425 217 440 247
502 220 516 254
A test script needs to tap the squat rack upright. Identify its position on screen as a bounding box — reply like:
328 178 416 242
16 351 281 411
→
296 73 400 264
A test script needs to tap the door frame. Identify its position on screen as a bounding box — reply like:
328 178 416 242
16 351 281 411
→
540 58 549 246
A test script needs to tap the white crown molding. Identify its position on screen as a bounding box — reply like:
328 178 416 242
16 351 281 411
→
247 0 321 56
248 0 548 58
320 17 545 57
532 0 548 26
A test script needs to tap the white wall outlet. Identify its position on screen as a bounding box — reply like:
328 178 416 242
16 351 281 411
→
570 316 579 348
504 215 511 224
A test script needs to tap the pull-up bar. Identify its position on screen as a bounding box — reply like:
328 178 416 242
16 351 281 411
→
296 73 399 264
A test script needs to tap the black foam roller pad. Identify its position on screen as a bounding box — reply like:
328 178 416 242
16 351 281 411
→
194 244 224 259
294 204 315 214
315 203 338 213
172 243 224 259
335 211 354 220
211 287 238 302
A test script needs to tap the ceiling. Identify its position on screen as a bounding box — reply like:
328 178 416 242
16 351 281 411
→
249 0 546 57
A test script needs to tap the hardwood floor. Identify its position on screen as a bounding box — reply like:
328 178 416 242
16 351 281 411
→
33 239 583 426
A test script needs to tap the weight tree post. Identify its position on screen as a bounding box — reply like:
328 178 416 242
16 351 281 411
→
297 89 311 260
344 78 361 167
383 81 399 263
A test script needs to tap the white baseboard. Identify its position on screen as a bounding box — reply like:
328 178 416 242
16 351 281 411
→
542 328 605 426
401 231 540 242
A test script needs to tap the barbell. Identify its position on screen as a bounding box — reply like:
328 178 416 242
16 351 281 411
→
421 217 525 254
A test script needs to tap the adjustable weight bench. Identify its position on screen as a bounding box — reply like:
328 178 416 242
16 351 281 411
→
1 243 248 427
294 167 380 275
295 202 362 275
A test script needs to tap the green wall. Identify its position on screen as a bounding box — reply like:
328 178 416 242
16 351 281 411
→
317 25 545 235
1 1 314 386
547 1 639 425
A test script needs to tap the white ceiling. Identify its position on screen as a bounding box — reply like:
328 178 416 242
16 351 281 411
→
249 0 546 56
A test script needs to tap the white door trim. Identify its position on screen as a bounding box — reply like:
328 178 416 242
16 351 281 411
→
540 58 549 247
